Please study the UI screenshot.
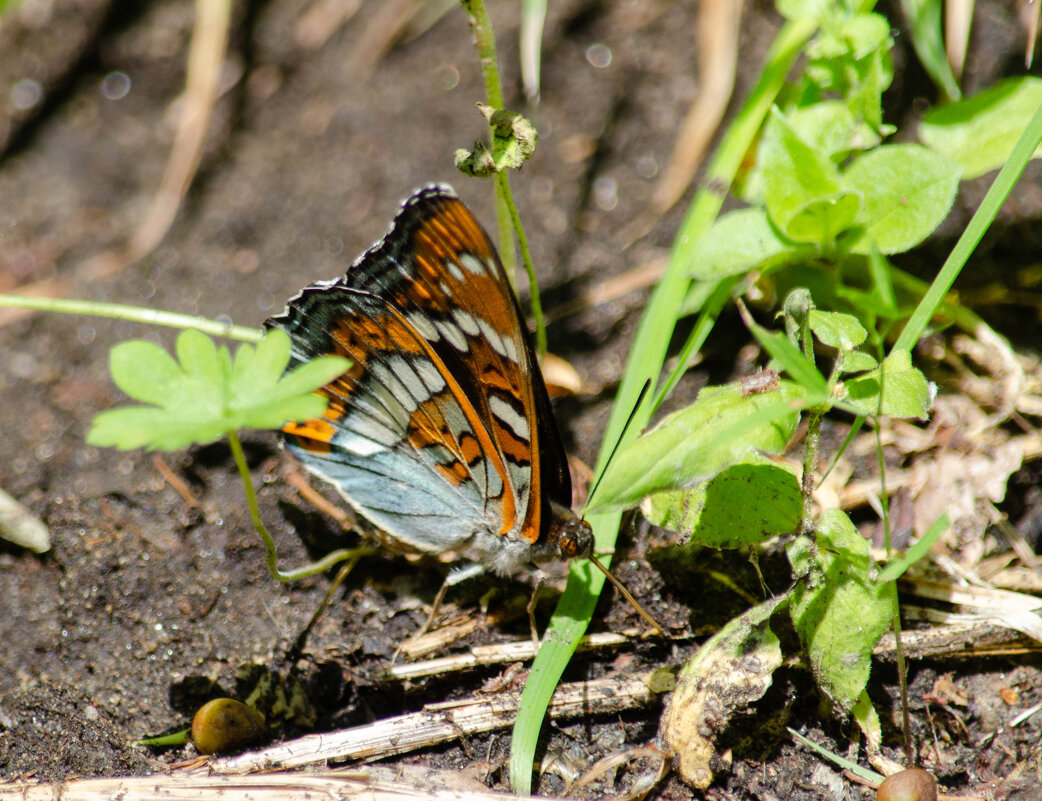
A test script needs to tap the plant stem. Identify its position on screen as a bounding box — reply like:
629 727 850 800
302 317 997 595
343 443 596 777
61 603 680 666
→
0 294 261 342
227 430 356 582
501 184 546 355
511 16 819 796
459 0 548 355
873 343 914 765
459 0 513 277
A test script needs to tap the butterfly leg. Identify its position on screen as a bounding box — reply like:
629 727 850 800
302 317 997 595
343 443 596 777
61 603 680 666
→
422 562 486 637
391 563 487 664
525 571 548 649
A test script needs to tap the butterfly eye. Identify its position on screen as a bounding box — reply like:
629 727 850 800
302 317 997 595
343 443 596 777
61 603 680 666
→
557 518 594 560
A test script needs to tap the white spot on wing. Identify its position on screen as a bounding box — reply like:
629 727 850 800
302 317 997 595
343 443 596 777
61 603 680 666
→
436 320 468 352
477 317 508 358
413 357 447 393
336 429 391 456
370 359 422 413
407 312 439 342
452 308 481 336
460 253 488 275
444 260 465 282
502 334 518 362
489 395 530 440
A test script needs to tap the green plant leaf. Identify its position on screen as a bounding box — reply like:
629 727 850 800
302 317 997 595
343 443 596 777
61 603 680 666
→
642 456 801 548
776 0 831 19
804 12 893 133
87 328 350 452
787 101 881 161
838 351 877 374
587 381 805 513
689 208 811 280
761 109 859 244
808 309 867 349
900 0 961 102
787 509 896 714
876 513 949 583
842 143 961 255
920 77 1042 180
842 349 933 419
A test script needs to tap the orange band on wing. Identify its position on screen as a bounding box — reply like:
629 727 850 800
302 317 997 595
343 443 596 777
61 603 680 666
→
383 303 518 536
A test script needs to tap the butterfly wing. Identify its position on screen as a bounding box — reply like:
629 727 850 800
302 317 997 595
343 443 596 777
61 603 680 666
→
268 185 572 570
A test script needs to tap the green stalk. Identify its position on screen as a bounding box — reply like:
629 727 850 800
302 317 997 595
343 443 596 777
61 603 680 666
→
227 430 356 582
459 0 547 355
0 294 261 342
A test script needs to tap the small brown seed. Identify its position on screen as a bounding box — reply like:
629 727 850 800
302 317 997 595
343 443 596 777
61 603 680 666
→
877 767 938 801
191 698 266 755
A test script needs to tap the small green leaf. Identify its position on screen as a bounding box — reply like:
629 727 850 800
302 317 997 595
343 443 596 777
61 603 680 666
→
842 349 933 419
842 143 961 255
177 328 225 385
852 690 882 753
788 509 896 713
900 0 961 102
876 513 949 583
587 382 805 513
109 340 183 406
689 208 810 280
787 102 881 161
642 457 802 548
808 310 867 349
840 12 893 59
87 328 350 452
838 351 877 373
776 0 830 19
920 77 1042 179
761 109 858 244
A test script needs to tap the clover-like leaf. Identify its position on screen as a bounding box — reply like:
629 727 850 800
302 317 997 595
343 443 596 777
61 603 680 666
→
87 328 349 452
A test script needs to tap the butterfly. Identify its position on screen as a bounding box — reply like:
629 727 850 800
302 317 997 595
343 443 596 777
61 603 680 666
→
266 184 595 585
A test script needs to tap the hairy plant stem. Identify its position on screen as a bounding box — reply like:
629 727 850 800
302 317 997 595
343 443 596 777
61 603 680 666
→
873 360 914 765
0 294 260 342
227 430 356 582
459 0 547 356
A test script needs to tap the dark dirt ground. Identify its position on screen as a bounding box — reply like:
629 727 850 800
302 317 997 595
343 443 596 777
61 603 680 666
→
1 1 1041 799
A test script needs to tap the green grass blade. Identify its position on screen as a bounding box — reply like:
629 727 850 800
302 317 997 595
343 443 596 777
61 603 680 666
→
899 0 961 102
894 99 1042 352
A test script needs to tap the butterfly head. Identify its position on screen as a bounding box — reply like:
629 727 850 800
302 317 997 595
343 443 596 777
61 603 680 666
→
529 502 593 565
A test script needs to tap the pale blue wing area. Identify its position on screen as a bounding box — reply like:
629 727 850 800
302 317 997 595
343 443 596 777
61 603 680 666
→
287 438 490 554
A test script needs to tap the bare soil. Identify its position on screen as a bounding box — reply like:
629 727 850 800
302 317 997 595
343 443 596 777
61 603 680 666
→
0 1 1040 799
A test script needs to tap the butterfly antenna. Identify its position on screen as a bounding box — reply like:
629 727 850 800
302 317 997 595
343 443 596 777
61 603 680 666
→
588 555 665 636
585 379 652 509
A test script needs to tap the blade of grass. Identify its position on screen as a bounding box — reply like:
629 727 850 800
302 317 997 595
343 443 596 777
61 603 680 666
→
893 99 1042 352
788 727 884 783
900 0 961 102
509 16 819 794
